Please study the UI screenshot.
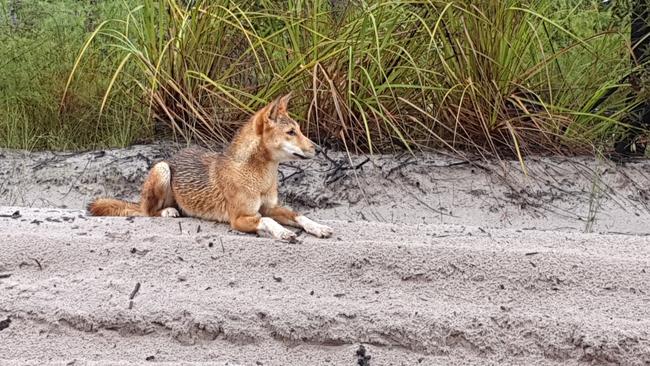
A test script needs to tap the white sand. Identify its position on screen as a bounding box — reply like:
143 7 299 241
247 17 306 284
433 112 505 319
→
1 145 649 365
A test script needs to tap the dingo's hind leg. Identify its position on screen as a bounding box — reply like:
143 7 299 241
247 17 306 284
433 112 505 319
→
141 162 178 217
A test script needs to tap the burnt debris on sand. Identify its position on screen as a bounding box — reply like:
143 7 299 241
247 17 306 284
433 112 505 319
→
0 317 11 331
356 344 371 366
0 210 21 219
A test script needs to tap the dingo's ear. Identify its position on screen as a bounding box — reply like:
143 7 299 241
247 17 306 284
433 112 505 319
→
255 98 279 134
276 93 292 115
268 96 282 121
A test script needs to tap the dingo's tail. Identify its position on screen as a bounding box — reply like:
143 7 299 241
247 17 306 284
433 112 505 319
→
87 198 142 217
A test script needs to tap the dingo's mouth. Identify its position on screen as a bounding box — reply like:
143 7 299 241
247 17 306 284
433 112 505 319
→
292 152 309 160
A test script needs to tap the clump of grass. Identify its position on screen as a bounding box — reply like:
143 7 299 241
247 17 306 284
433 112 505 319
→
0 0 149 150
50 1 650 159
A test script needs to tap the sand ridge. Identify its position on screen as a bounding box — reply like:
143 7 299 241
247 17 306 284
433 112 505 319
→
2 144 650 234
1 207 649 365
1 145 650 365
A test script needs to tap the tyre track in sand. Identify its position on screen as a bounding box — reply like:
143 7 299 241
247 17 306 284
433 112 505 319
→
0 207 649 365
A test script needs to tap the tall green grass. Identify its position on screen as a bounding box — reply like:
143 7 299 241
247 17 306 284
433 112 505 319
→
65 0 643 160
2 0 646 158
0 0 148 150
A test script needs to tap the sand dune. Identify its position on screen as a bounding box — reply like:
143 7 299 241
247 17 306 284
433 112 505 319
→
1 207 648 365
2 145 650 364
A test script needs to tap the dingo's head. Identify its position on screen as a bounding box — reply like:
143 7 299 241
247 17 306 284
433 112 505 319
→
254 94 317 162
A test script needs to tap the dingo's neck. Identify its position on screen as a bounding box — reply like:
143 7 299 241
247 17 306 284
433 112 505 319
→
227 122 279 175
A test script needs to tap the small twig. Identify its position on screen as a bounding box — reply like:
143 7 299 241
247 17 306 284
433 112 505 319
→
62 157 92 199
280 167 305 183
220 237 225 253
407 192 457 218
0 210 21 219
0 273 12 279
353 157 370 170
328 157 370 174
178 221 183 234
325 171 346 185
129 282 141 300
444 160 472 167
385 159 415 179
325 162 345 178
324 156 370 185
30 258 42 271
320 148 339 165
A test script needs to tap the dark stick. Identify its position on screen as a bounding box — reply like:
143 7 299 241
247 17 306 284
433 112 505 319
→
385 160 415 179
280 167 305 183
353 157 370 170
320 148 339 165
129 282 141 300
0 210 21 219
30 258 42 271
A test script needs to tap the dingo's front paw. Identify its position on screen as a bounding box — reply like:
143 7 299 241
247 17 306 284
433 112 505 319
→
296 216 333 238
161 207 180 217
277 228 298 242
306 223 333 238
258 217 297 242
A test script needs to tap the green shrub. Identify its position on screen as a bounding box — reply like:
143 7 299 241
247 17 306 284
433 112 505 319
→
2 0 646 160
67 0 643 163
0 0 148 150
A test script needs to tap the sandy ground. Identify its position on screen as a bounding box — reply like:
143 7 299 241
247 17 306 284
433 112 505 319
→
2 143 650 233
1 143 650 365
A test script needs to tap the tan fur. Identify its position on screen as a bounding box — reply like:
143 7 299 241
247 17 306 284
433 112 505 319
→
87 198 142 217
87 94 333 240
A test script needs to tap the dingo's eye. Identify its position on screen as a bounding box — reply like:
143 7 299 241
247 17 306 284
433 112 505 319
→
287 129 297 136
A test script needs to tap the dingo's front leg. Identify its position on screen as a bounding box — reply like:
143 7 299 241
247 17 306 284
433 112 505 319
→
229 192 296 241
295 215 333 238
231 214 296 241
257 217 297 241
262 206 333 238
